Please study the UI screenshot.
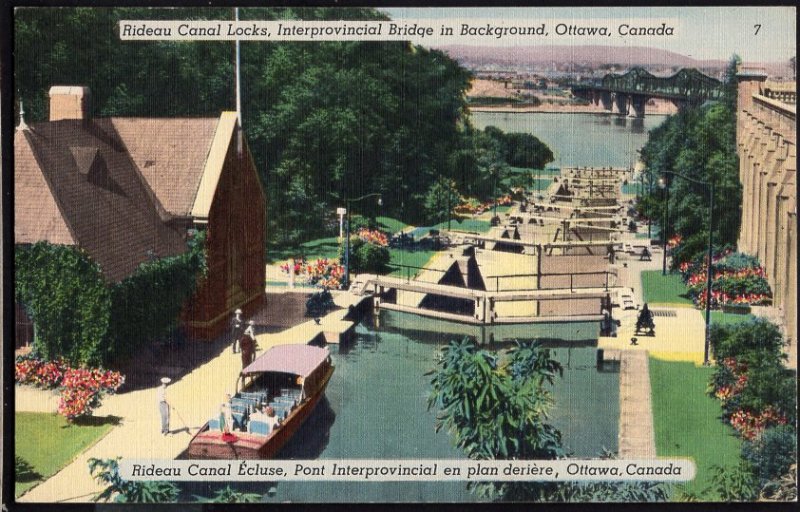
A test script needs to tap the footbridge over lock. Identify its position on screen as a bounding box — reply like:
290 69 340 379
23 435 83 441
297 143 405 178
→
359 247 622 326
571 67 724 117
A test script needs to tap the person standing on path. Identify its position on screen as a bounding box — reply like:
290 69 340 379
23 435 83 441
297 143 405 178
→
231 308 244 353
240 320 257 369
157 377 171 435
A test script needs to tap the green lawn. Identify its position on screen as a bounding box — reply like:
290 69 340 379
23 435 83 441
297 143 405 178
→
267 237 341 263
375 216 408 235
649 358 743 499
641 271 694 305
387 248 436 277
15 412 116 497
434 218 492 233
711 311 756 326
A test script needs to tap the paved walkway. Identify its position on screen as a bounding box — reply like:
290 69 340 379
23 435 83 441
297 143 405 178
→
599 253 707 365
16 291 361 503
617 350 656 458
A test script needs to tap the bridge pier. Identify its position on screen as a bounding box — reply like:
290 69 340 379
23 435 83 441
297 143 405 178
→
600 91 613 111
631 94 647 118
615 93 630 115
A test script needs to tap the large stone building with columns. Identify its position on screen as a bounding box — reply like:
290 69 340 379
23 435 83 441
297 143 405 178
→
736 70 796 345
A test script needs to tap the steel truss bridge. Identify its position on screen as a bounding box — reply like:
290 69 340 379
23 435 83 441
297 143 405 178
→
571 67 724 117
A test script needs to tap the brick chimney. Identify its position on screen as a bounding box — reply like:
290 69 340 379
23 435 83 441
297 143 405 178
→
49 86 91 121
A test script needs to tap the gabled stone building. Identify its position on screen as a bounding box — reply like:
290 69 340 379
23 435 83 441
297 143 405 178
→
15 86 265 342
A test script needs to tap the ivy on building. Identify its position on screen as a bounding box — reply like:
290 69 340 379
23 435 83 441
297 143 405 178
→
15 230 207 366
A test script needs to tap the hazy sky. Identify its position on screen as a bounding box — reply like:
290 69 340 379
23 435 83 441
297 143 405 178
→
381 7 796 62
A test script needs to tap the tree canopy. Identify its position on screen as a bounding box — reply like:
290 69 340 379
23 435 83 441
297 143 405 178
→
15 7 552 246
638 56 741 266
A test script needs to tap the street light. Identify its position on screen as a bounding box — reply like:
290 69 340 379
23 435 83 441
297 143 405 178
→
343 192 383 289
658 176 670 276
660 171 715 366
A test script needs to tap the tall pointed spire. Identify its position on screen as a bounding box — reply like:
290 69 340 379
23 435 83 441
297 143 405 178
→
17 99 29 131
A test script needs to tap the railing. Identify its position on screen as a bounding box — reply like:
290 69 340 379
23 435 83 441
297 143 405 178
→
483 270 617 293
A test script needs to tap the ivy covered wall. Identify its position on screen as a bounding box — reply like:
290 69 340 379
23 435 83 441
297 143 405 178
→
15 231 207 366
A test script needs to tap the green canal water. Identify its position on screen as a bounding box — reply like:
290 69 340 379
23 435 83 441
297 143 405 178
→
185 112 662 503
471 111 665 169
255 310 619 503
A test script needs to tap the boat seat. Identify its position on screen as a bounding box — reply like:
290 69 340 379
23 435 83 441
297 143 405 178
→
248 420 270 436
231 412 247 431
273 396 296 408
240 390 268 402
232 397 257 411
281 388 301 399
269 403 290 420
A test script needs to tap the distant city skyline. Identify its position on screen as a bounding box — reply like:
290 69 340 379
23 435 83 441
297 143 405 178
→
381 7 795 63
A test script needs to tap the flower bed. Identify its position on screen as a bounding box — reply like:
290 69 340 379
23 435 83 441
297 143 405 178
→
711 356 790 440
455 195 513 215
280 257 345 289
678 250 771 309
357 228 389 247
15 355 124 421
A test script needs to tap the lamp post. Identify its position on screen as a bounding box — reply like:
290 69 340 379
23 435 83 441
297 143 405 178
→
658 176 670 275
343 193 383 290
660 171 715 366
447 183 452 232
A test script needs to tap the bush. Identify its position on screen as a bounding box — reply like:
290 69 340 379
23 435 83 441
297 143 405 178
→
15 234 206 365
15 243 111 366
347 238 390 274
743 425 797 488
15 354 124 422
709 319 784 363
306 289 335 317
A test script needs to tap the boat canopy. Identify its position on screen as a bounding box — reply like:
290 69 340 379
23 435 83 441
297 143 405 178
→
242 344 330 377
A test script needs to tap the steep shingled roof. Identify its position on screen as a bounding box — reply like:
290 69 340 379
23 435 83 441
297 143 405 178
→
109 117 220 217
14 119 190 282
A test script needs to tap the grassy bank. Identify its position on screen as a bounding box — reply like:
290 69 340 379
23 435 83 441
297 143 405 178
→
649 358 742 499
641 271 694 305
15 412 116 497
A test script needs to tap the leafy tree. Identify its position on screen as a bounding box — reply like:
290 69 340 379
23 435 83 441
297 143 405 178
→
88 458 179 503
194 486 262 503
638 55 741 266
428 339 564 500
423 178 459 225
503 133 554 169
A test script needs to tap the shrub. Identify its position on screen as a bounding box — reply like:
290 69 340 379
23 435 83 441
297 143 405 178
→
15 354 124 421
15 243 111 366
89 458 179 503
742 425 797 488
348 238 390 274
58 367 125 421
709 319 784 363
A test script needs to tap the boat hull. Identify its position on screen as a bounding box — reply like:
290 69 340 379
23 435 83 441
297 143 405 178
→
185 366 333 459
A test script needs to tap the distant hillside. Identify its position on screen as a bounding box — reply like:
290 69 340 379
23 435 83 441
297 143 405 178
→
437 44 791 77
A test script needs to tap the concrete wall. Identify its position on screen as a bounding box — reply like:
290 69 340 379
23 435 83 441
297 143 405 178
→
737 72 797 343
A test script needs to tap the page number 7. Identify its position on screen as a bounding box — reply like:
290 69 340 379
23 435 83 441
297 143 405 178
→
754 24 761 35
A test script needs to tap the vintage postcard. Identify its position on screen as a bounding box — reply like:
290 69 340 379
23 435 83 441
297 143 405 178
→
6 4 797 506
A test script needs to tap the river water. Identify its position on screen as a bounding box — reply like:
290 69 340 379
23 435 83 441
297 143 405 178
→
471 111 665 169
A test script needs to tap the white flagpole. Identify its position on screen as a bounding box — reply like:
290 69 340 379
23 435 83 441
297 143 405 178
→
234 7 243 156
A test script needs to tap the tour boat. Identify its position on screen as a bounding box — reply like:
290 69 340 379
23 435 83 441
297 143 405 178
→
185 344 334 459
